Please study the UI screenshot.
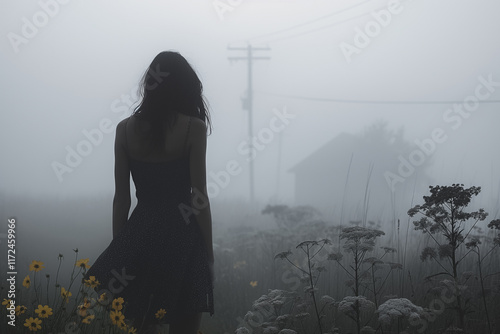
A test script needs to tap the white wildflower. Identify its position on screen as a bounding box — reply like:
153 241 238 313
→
320 295 335 305
420 247 437 261
267 289 285 299
377 298 424 325
438 244 453 259
263 327 279 334
408 312 421 322
294 312 310 319
252 301 274 317
296 240 320 249
359 242 375 252
254 294 268 303
276 314 292 323
295 302 309 312
271 299 284 307
340 226 385 240
278 330 297 334
338 296 375 315
274 250 292 260
488 219 500 230
243 311 259 322
363 257 383 265
235 327 251 334
328 252 343 261
361 326 376 334
253 301 272 312
388 262 403 270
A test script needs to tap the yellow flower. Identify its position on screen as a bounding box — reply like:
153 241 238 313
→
128 327 137 333
112 297 124 311
82 314 95 324
75 258 91 269
84 276 100 288
155 308 166 319
110 310 124 325
23 275 31 288
15 305 27 316
77 298 91 317
29 260 45 272
34 305 53 318
250 280 258 288
2 299 12 307
98 292 108 304
60 287 72 303
24 317 42 331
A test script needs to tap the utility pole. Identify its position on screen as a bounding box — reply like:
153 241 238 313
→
275 130 282 199
228 44 271 203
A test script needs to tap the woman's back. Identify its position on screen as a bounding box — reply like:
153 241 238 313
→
122 113 193 204
124 112 192 163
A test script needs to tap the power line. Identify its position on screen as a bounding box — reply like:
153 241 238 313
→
255 91 500 105
230 0 407 46
245 0 372 44
258 3 398 45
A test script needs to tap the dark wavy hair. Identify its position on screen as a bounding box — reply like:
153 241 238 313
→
132 51 211 151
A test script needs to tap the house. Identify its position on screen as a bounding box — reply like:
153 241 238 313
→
288 127 431 223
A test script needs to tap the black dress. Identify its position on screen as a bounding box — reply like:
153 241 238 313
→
84 116 214 325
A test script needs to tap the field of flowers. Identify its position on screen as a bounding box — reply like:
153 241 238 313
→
1 249 176 333
1 184 499 333
211 184 500 334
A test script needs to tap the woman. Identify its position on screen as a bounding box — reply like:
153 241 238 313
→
84 51 214 334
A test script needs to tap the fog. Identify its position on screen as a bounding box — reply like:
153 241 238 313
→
1 0 499 330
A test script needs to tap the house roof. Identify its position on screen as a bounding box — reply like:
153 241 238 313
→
288 132 361 173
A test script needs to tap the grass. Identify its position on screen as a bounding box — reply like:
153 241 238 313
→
1 186 499 333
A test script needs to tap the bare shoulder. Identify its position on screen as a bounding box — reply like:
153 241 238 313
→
190 117 207 137
186 117 208 152
115 117 131 141
116 117 130 131
115 117 129 140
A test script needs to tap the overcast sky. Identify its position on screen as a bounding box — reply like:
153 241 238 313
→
1 0 499 207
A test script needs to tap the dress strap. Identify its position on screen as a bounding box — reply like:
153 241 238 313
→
183 116 191 155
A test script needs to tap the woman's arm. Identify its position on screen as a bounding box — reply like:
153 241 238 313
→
189 118 214 263
112 119 131 239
